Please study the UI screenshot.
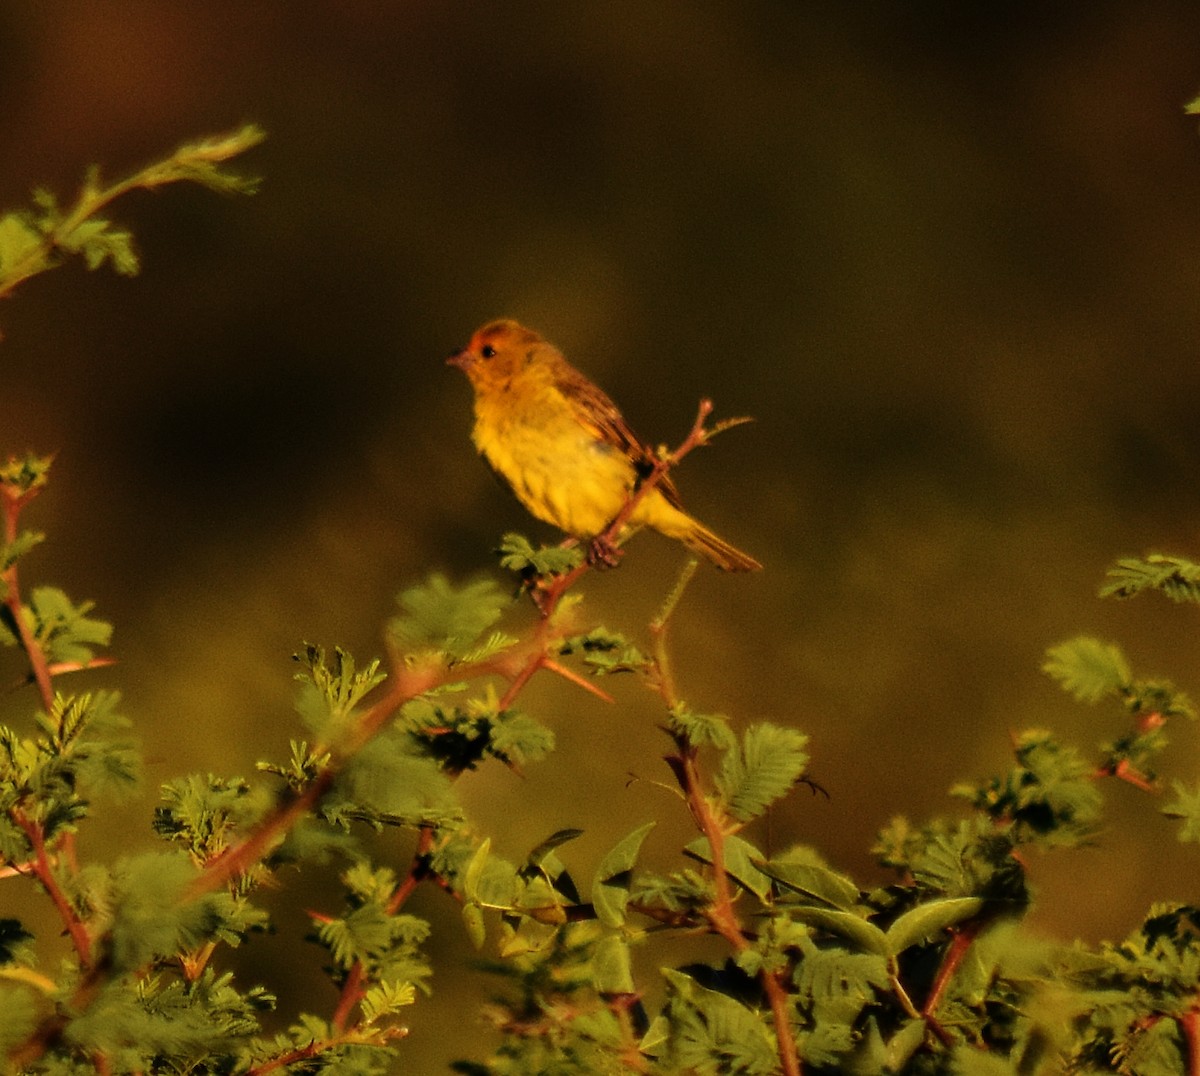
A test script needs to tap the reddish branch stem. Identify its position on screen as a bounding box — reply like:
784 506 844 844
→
248 1028 406 1076
1 486 55 715
672 743 801 1076
12 810 92 967
331 826 436 1032
920 920 986 1049
652 558 801 1076
1181 1008 1200 1076
923 922 980 1018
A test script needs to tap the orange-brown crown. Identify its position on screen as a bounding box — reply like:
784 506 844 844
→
447 319 556 391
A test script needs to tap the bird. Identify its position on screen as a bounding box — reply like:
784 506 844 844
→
447 319 762 572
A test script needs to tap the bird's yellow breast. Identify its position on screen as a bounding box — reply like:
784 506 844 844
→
470 381 636 538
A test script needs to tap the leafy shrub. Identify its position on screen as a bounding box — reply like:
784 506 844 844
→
2 129 1198 1076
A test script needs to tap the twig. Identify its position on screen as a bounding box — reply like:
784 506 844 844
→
11 809 92 967
0 125 263 304
1180 1007 1200 1076
1 482 55 713
331 827 435 1033
247 1027 407 1076
922 921 983 1020
649 560 801 1076
528 398 721 622
497 398 726 709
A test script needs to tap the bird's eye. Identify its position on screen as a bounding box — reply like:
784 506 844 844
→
480 344 497 359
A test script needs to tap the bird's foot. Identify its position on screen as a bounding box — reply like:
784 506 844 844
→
586 534 624 570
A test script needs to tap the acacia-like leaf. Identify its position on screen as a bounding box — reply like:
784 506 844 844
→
593 821 655 927
885 896 985 955
591 934 634 995
789 906 888 956
758 853 860 911
1042 637 1130 703
388 574 509 660
715 723 809 823
1163 781 1200 843
1100 553 1200 603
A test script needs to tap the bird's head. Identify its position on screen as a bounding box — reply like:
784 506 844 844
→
447 319 555 394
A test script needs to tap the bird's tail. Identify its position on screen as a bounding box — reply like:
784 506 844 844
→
680 520 763 572
637 493 763 572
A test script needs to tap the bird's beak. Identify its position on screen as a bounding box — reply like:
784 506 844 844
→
446 348 472 370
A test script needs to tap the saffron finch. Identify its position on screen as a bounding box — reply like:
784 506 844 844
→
448 319 762 572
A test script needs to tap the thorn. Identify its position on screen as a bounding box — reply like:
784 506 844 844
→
541 658 615 703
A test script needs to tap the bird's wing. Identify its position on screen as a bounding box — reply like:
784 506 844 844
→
554 363 684 508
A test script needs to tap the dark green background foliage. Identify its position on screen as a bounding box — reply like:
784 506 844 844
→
3 4 1200 1071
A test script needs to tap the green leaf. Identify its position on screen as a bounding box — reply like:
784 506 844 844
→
342 862 398 904
684 834 773 901
388 574 510 661
627 868 712 917
788 906 889 956
1100 553 1200 603
497 913 559 957
154 774 266 859
1163 781 1200 843
793 946 889 1006
666 705 736 750
884 897 985 955
715 723 809 823
1042 636 1130 703
315 896 430 987
0 453 52 496
108 852 219 971
59 217 138 275
146 125 265 195
486 708 555 768
26 586 112 666
0 213 43 274
62 691 141 800
591 934 634 995
466 850 521 911
359 980 417 1024
0 529 44 575
1 127 261 308
885 1017 927 1072
497 531 583 576
639 1014 670 1056
758 849 860 911
1120 678 1196 722
559 628 649 676
327 729 461 828
659 968 779 1074
292 644 386 739
462 838 492 903
462 901 487 951
593 821 655 927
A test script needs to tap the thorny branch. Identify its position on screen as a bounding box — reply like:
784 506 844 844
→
648 553 802 1076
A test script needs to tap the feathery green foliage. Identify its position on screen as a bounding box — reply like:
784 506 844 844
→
715 723 809 824
1100 553 1200 603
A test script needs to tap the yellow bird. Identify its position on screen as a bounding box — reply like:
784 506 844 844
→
448 319 762 572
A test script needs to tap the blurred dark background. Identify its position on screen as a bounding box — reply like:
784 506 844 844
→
4 2 1200 1069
